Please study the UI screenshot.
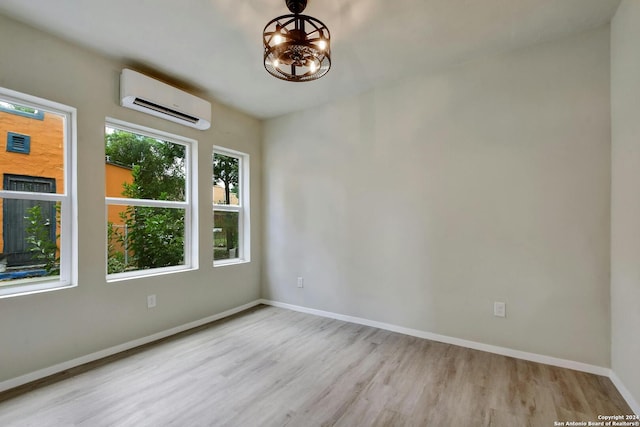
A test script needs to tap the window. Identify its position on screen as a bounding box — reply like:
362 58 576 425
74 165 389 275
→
213 147 250 265
105 118 198 280
0 87 76 298
0 101 45 120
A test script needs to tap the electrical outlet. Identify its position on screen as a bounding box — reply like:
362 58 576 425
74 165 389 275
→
297 277 304 288
147 294 157 309
494 301 506 318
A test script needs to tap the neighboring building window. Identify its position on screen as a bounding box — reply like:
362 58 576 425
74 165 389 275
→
105 118 198 280
0 101 45 120
0 87 76 298
6 132 31 154
213 147 250 265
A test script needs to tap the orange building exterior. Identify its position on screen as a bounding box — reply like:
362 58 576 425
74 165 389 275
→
213 185 239 205
1 108 134 266
0 110 64 190
106 162 134 222
0 108 64 264
106 162 134 258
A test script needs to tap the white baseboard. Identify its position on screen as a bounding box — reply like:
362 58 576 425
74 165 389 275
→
610 371 640 416
259 299 610 376
0 300 262 393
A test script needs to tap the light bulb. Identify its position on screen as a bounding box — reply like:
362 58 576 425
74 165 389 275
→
273 59 280 68
317 39 327 51
310 61 318 73
273 34 283 45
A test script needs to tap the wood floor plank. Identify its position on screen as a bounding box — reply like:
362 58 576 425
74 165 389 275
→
0 305 633 426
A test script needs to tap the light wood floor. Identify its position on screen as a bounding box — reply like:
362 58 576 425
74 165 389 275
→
0 305 632 426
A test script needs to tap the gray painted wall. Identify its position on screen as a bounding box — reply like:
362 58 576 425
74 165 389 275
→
611 0 640 411
263 27 611 367
0 14 262 382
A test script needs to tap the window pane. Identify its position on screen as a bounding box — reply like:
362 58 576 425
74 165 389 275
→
0 198 61 288
1 99 65 194
106 204 132 274
213 211 239 260
213 153 239 205
105 127 186 201
107 205 185 274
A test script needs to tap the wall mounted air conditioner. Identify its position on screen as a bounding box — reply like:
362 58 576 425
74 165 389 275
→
120 69 211 130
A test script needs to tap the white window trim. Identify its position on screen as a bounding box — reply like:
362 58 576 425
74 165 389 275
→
105 118 199 281
213 146 250 267
0 87 77 299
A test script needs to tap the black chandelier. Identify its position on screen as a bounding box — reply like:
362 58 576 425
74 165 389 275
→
263 0 331 82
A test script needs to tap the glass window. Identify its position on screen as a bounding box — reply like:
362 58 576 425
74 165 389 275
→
0 88 76 298
0 100 45 120
213 148 249 265
105 119 197 280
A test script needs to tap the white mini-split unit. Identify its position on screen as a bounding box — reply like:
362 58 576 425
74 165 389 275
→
120 69 211 130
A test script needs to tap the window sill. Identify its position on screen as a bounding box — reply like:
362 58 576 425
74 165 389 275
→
106 265 198 283
213 258 250 268
0 279 76 299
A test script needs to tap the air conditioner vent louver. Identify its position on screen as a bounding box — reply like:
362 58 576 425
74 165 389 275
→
120 69 211 130
132 98 199 124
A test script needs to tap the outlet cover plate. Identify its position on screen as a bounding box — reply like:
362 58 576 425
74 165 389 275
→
494 301 506 318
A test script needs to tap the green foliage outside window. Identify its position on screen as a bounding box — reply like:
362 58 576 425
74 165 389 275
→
106 129 186 273
24 204 60 275
213 154 239 205
213 153 240 260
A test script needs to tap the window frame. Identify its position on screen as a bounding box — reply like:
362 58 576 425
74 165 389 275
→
211 145 251 267
105 118 199 281
213 146 250 267
0 86 77 299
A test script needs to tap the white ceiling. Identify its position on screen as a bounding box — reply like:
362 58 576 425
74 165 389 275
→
0 0 621 119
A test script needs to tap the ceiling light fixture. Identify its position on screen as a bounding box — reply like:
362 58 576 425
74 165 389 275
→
263 0 331 82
